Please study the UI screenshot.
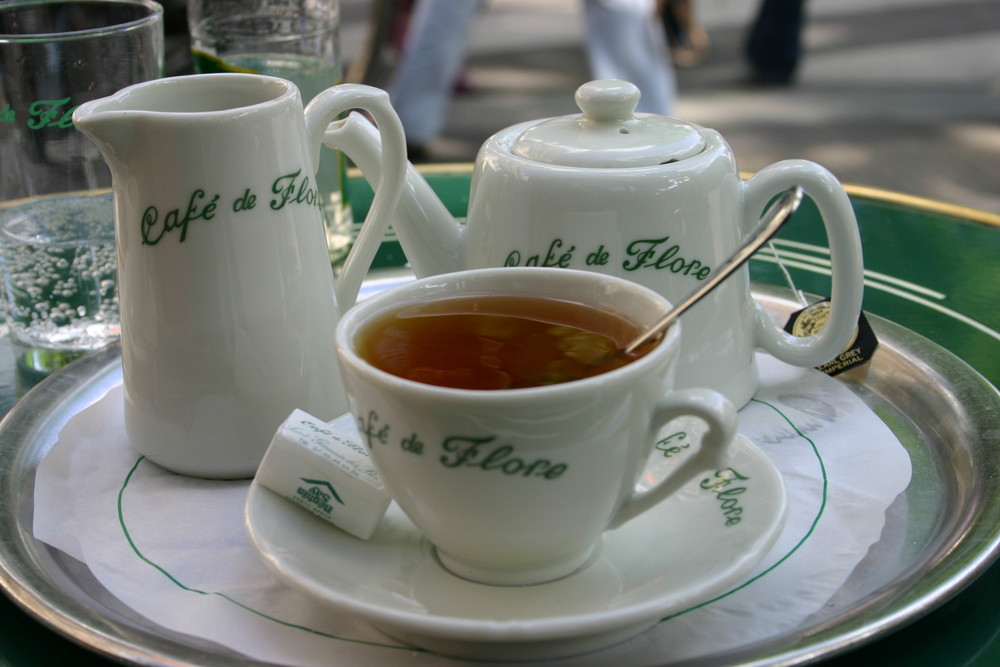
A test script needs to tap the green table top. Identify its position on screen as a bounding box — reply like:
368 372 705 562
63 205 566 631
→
1 168 998 665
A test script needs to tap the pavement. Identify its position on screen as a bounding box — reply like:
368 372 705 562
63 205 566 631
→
337 0 1000 214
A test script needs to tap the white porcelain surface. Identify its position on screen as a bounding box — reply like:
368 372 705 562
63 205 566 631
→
73 74 406 478
245 434 787 661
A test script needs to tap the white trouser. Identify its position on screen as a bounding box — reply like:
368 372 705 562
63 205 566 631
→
390 0 676 143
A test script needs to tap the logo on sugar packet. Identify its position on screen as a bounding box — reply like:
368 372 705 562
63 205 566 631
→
294 478 345 516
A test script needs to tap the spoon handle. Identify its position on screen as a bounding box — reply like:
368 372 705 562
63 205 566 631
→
623 186 804 355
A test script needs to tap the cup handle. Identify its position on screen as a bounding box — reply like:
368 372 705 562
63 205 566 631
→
609 388 736 529
742 160 865 367
303 84 408 311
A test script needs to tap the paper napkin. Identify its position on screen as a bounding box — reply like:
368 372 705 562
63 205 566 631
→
33 353 911 666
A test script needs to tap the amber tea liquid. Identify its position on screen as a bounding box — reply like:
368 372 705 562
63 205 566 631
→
356 294 658 390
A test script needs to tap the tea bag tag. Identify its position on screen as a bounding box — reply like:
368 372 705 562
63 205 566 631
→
783 299 879 376
255 410 391 540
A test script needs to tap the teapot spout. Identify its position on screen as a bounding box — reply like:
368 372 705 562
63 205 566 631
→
324 114 465 277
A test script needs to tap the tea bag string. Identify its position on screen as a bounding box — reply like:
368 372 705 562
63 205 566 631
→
767 239 810 308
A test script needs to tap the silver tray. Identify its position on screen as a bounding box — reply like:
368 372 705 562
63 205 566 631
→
0 283 998 666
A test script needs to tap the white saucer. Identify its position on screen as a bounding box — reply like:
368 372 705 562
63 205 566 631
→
245 434 787 661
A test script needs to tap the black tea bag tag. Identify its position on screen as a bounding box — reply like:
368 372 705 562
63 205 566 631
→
783 299 878 376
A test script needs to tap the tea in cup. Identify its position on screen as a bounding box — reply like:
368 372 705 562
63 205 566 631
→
335 268 737 585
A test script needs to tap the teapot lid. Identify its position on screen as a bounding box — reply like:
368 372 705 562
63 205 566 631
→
510 79 705 168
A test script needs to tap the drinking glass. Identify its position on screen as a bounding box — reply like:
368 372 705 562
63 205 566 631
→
187 0 354 269
0 0 164 392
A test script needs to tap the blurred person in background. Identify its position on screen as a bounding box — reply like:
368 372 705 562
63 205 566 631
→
659 0 708 68
746 0 807 85
389 0 676 161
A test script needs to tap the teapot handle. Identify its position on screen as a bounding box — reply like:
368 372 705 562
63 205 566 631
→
742 160 864 367
303 85 407 311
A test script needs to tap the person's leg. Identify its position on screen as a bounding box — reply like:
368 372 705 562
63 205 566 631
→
389 0 484 149
746 0 806 84
583 0 676 114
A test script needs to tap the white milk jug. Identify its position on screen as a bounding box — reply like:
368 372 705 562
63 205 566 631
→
74 74 406 478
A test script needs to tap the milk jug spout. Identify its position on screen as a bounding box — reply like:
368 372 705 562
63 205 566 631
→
70 104 136 176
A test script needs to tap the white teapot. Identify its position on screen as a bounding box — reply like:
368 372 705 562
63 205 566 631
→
331 79 864 407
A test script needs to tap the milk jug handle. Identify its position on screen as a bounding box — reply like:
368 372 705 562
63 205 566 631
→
304 85 407 311
743 160 865 367
609 389 736 529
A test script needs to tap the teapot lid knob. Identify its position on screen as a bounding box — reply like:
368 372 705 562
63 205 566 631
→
509 79 705 168
575 79 640 122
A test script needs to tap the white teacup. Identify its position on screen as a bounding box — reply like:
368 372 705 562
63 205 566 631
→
335 268 737 586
